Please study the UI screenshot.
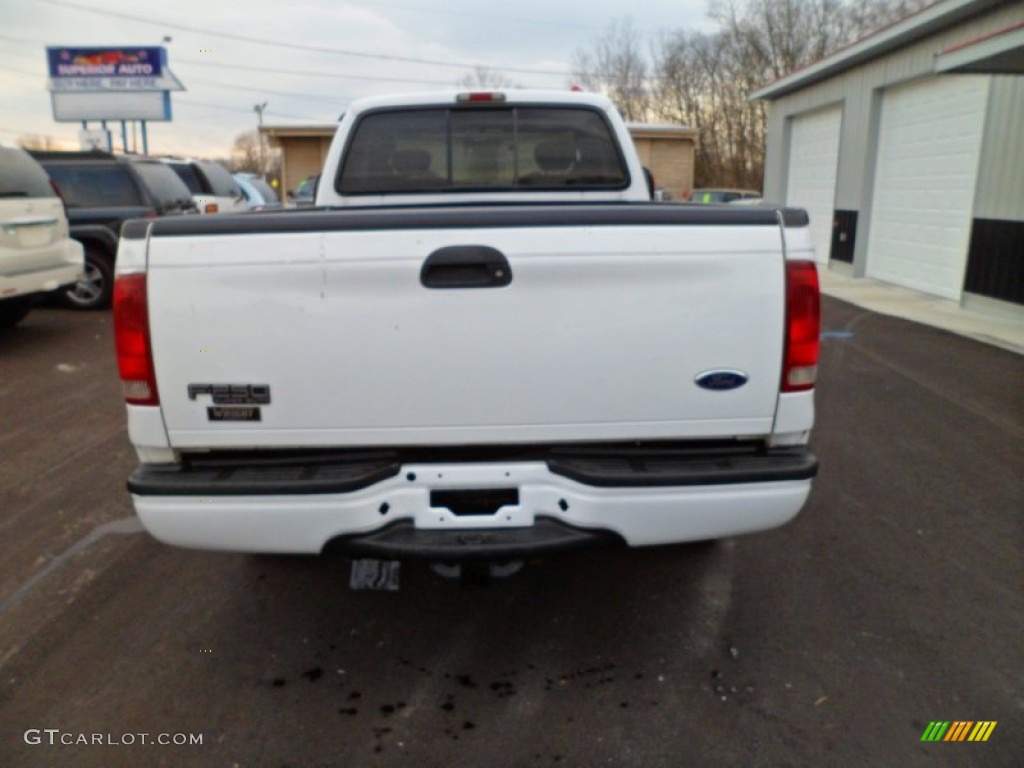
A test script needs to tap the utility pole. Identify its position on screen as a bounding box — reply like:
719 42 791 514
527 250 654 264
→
253 102 268 175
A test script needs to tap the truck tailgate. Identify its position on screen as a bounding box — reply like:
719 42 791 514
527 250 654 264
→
144 207 787 449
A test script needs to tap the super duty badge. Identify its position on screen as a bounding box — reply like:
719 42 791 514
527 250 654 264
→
207 407 261 422
187 384 271 405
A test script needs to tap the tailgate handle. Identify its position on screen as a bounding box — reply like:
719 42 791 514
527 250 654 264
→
421 246 512 289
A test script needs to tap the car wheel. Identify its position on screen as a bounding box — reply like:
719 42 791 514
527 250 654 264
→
61 248 113 310
0 297 34 329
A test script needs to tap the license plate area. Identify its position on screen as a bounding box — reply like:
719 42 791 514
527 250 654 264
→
430 488 519 517
12 223 55 248
410 463 540 530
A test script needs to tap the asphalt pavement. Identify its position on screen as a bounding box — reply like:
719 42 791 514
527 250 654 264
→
0 300 1021 767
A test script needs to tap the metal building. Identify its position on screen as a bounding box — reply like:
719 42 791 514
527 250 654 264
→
752 0 1024 316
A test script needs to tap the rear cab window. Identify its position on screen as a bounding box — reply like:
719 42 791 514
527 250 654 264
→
40 163 141 208
338 106 628 195
131 161 195 210
198 162 242 197
0 148 56 199
168 163 205 194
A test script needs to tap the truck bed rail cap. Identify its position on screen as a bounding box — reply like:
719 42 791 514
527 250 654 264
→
141 204 809 238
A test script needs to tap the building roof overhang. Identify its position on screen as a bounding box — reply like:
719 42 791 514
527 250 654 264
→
259 125 336 140
626 123 698 140
935 21 1024 74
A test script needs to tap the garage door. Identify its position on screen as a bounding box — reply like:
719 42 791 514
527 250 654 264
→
786 106 842 264
867 75 990 300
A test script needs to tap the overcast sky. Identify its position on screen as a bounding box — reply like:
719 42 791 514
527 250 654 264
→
0 0 714 158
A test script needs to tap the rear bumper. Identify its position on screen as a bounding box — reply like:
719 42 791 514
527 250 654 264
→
323 517 622 560
129 448 816 555
0 240 83 298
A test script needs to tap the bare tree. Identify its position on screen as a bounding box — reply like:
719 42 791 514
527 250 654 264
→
231 131 264 173
572 19 651 121
845 0 935 39
577 0 936 189
709 0 932 80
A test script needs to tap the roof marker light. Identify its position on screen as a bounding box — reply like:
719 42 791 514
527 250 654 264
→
456 92 506 103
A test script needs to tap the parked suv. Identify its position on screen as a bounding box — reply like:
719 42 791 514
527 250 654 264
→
0 146 84 328
31 151 197 309
161 158 247 215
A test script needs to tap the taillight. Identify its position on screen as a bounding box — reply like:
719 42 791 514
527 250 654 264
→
204 202 219 214
114 273 159 405
782 260 820 392
50 179 69 216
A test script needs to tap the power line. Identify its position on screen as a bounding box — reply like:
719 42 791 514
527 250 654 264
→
0 34 474 86
175 98 330 121
0 35 487 87
33 0 580 77
183 76 346 104
0 63 47 78
173 58 474 87
0 64 339 111
0 34 39 47
343 0 605 31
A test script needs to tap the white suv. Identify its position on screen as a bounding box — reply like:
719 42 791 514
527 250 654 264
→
160 158 247 214
0 147 84 329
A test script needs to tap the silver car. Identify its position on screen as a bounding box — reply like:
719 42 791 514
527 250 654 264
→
234 173 282 211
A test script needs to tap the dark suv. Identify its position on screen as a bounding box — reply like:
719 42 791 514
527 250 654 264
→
30 151 197 309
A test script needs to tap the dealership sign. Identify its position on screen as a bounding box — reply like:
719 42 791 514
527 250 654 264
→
46 46 184 122
47 47 181 92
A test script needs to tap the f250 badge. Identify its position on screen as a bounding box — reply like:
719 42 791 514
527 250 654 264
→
188 384 270 421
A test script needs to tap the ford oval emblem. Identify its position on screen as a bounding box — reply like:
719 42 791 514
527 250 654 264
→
695 370 749 391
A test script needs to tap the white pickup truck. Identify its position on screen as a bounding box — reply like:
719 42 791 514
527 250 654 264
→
113 90 820 563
